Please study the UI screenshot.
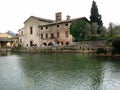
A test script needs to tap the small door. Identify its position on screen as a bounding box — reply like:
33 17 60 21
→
30 41 33 46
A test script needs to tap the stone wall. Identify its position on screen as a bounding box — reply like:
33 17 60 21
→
18 16 54 47
12 45 95 53
72 40 107 49
39 22 72 46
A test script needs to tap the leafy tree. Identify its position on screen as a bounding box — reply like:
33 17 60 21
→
70 20 90 41
90 0 103 34
112 25 120 35
89 23 99 40
108 22 115 37
89 23 106 40
90 23 98 34
85 23 91 39
99 26 107 38
107 23 120 43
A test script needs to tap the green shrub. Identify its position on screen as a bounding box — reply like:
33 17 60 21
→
89 34 104 41
96 48 107 54
112 37 120 50
107 34 120 46
111 49 120 54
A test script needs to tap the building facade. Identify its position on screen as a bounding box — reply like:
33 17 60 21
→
18 12 88 47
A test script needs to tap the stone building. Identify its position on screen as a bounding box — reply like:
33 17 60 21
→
18 12 88 47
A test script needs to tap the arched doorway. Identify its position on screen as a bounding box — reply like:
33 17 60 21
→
43 42 47 46
66 42 69 45
48 42 53 46
61 42 63 45
56 41 60 44
30 41 33 47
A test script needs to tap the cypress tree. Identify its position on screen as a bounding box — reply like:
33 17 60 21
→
90 0 103 34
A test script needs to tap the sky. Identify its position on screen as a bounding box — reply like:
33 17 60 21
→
0 0 120 33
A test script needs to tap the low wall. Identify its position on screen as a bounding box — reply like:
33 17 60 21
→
12 45 95 53
72 40 107 46
13 40 108 53
72 40 107 49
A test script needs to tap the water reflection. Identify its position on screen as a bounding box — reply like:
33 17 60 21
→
0 54 25 90
0 52 7 56
18 53 103 90
0 52 120 90
98 57 120 90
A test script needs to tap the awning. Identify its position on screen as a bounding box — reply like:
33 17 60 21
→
0 37 13 42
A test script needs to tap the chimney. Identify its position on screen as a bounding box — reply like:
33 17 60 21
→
55 12 62 22
66 15 70 20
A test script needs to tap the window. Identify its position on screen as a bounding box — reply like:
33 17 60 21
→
41 34 43 39
65 23 68 26
20 39 22 43
65 31 69 37
46 34 48 39
41 27 43 30
21 31 23 35
30 26 33 34
57 32 59 38
57 25 59 27
51 33 54 39
46 26 48 29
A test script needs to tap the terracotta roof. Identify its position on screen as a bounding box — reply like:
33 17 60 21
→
39 17 89 27
24 16 55 24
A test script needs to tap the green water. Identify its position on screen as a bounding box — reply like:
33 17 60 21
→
0 52 120 90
